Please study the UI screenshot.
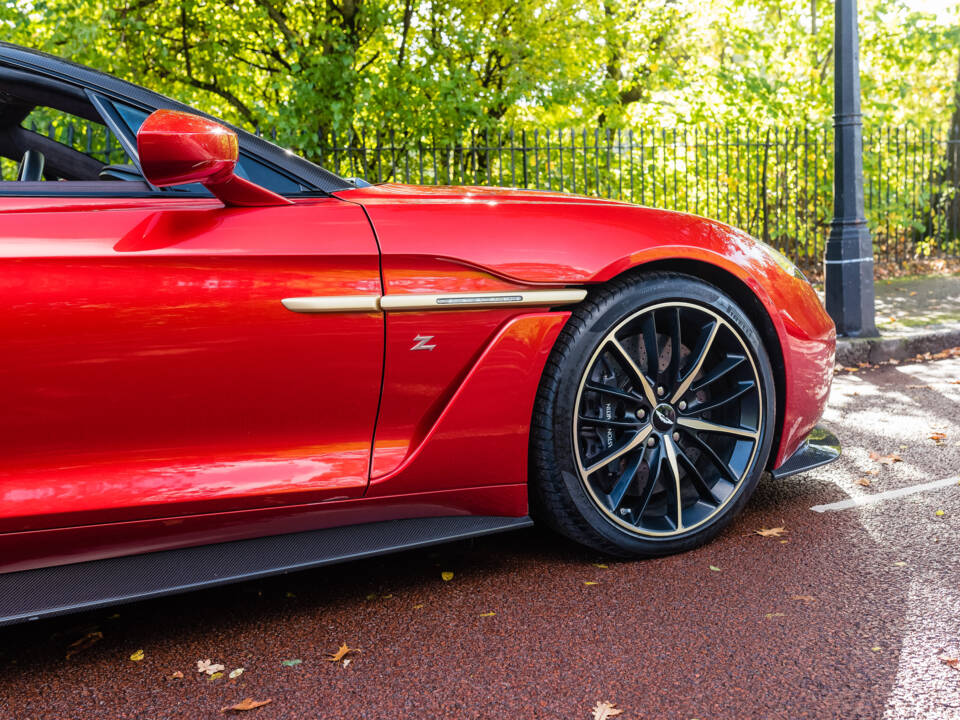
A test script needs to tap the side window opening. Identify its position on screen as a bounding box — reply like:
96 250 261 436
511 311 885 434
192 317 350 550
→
0 89 138 182
0 69 308 194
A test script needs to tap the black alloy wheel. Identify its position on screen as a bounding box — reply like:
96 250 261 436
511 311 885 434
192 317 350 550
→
531 272 776 557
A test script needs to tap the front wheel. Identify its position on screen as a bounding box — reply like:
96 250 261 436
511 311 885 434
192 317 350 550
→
531 272 776 557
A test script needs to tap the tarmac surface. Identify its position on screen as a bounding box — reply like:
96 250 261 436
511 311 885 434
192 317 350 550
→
1 355 960 719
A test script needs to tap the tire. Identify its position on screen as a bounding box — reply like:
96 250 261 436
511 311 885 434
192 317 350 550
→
531 272 776 557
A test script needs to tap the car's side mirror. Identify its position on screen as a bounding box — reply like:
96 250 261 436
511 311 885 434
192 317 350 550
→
136 109 291 207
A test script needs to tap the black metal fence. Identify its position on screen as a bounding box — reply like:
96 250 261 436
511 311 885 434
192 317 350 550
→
9 113 960 272
314 126 960 271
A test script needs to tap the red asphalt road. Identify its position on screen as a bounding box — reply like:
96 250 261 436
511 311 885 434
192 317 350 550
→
1 356 959 720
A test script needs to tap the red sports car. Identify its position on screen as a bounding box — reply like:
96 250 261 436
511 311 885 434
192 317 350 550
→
0 44 838 625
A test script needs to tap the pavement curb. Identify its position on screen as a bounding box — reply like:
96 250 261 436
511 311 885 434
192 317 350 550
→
835 323 960 366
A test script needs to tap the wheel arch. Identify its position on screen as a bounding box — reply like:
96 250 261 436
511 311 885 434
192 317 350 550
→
598 258 786 471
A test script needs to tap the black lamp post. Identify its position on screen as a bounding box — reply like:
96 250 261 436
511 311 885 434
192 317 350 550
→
824 0 877 337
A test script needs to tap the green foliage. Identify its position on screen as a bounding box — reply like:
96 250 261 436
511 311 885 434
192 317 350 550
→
3 0 957 160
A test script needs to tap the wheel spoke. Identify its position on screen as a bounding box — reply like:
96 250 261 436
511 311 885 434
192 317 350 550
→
583 424 652 475
670 320 719 403
667 306 682 386
605 450 645 511
663 437 683 530
584 381 643 403
677 416 758 440
607 337 657 407
640 312 659 379
691 353 746 393
685 380 756 416
578 414 643 429
684 429 742 485
675 442 724 505
636 443 662 518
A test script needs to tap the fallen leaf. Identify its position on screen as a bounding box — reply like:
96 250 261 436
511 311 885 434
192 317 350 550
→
709 565 722 572
893 561 907 567
221 698 272 713
129 649 145 662
381 594 393 599
229 668 244 679
930 432 947 443
856 478 871 487
197 659 226 675
909 291 917 296
950 380 960 385
479 611 496 617
864 469 879 476
326 643 359 664
365 593 376 600
280 659 302 667
765 612 786 619
869 452 902 466
209 672 224 681
342 659 352 668
791 595 816 604
754 526 787 538
584 581 599 586
936 509 946 517
169 671 184 680
593 563 608 569
441 571 454 582
65 631 103 659
941 656 960 670
592 701 624 720
412 604 424 610
872 646 882 652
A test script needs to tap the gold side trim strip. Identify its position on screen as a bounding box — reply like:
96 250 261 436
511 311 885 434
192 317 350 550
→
281 289 587 314
281 296 381 313
379 289 587 311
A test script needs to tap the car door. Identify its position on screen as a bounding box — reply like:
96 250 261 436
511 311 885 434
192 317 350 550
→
0 74 383 543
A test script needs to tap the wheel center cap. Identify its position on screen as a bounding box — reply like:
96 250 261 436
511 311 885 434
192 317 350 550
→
652 403 676 432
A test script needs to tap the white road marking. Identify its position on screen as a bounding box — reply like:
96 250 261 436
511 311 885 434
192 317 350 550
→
811 476 960 513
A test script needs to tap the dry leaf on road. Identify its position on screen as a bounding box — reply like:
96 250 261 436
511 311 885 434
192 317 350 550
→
792 595 816 604
168 671 184 680
930 432 947 443
229 668 244 679
856 478 871 487
221 698 272 713
65 631 103 660
755 527 787 538
129 649 144 662
326 643 359 663
869 452 902 465
197 659 226 675
592 701 624 719
441 571 454 581
941 656 960 670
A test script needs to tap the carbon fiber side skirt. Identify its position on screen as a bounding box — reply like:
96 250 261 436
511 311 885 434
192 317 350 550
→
0 515 533 627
